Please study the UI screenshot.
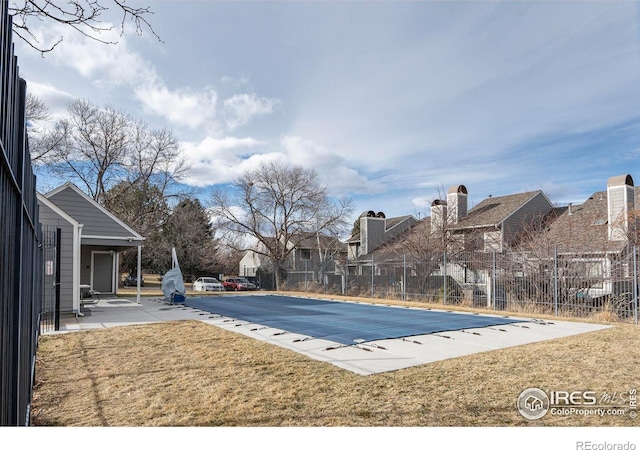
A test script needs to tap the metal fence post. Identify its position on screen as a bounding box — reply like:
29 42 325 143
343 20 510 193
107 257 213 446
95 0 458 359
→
491 251 496 310
371 255 374 298
634 246 638 326
443 251 447 305
55 228 61 330
554 246 559 317
304 259 308 292
403 253 407 301
345 261 348 296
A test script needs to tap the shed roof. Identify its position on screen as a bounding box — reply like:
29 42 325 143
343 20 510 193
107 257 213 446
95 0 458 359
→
44 182 144 246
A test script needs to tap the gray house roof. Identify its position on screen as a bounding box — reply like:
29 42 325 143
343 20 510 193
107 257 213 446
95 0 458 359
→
543 190 628 254
294 234 348 252
454 190 548 230
44 182 144 246
347 215 415 243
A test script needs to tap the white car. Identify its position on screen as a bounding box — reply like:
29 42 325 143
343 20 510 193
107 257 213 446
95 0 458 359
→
192 277 224 292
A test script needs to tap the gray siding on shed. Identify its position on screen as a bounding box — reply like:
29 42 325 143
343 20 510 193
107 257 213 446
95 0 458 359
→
38 203 76 314
47 187 135 239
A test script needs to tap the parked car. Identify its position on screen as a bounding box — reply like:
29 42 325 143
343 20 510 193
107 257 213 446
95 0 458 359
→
192 277 224 292
123 273 144 287
245 276 261 289
223 277 257 291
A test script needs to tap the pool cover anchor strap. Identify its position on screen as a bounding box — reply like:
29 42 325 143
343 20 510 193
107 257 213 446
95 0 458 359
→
353 339 387 350
530 318 554 325
463 330 482 336
324 343 373 353
324 344 347 351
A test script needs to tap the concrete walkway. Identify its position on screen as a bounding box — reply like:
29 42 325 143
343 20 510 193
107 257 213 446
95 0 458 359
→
49 296 612 375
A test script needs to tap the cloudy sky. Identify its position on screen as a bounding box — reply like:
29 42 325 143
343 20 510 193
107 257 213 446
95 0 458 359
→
16 0 640 222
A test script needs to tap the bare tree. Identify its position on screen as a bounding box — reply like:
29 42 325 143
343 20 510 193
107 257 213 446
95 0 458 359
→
25 92 49 122
9 0 161 55
114 121 191 208
211 160 353 290
51 99 130 202
25 93 66 165
46 98 189 204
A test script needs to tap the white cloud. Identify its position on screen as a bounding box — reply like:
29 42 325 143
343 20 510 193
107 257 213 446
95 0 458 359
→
220 75 249 87
222 94 280 131
179 133 385 196
180 136 265 186
289 1 640 184
135 85 219 130
280 135 384 196
17 1 640 217
34 22 157 88
20 21 280 136
24 81 75 118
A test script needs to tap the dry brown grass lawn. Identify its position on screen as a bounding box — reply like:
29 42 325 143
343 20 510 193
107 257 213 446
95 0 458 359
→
32 311 640 427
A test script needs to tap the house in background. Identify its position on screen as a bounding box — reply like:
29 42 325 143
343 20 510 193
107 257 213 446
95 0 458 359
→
347 211 418 260
533 174 638 300
38 182 144 315
433 184 555 252
239 234 346 289
542 174 636 253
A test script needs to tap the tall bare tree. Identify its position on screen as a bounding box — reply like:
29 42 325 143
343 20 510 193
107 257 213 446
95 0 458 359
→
25 93 65 166
46 98 189 204
211 160 353 290
9 0 160 55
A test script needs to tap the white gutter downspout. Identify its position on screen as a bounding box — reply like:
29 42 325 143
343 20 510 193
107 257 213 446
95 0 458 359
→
74 224 84 316
137 244 142 304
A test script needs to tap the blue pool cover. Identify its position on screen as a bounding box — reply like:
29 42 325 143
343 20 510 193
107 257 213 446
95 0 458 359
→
185 295 525 346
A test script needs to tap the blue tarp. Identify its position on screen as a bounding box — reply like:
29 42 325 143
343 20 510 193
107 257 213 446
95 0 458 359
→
185 295 525 346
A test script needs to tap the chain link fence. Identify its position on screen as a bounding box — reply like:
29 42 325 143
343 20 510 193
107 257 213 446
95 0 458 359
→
280 247 639 324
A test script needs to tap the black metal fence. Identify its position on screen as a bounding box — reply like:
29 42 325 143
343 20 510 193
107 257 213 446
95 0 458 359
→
283 247 640 325
40 227 61 333
0 5 42 426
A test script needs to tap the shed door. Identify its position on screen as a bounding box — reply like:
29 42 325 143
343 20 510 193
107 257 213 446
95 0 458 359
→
92 252 114 293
